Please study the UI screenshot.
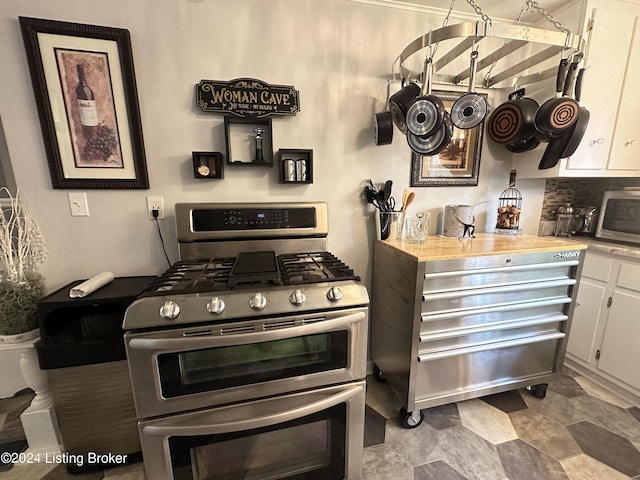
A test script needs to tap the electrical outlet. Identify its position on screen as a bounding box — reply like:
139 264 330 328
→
146 196 165 219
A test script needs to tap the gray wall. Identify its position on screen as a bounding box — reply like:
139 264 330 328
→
0 0 525 293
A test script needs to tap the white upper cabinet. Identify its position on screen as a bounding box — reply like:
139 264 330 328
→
608 17 640 171
564 8 634 171
515 0 640 178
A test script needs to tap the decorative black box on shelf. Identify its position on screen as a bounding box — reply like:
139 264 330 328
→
192 152 224 179
278 149 313 184
224 116 273 166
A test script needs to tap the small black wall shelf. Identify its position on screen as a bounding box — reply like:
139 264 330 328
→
278 149 313 184
224 117 273 166
192 152 224 179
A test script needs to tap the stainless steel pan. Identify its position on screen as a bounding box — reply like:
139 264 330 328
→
405 57 445 138
451 49 489 130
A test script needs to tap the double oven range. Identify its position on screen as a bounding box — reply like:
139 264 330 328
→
123 202 369 480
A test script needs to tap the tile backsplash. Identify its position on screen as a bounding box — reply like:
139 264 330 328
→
541 178 640 220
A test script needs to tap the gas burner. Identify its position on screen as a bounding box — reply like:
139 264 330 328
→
142 257 236 295
139 251 360 297
278 252 360 285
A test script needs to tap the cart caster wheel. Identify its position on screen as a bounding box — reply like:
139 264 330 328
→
373 364 386 382
530 383 548 399
399 407 424 429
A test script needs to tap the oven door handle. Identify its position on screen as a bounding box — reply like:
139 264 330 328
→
128 311 366 350
141 383 364 436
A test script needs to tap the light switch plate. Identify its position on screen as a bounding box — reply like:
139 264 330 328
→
68 192 89 216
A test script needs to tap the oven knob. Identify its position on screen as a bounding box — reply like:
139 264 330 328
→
249 293 267 311
207 297 225 315
290 289 306 306
159 300 181 319
327 286 343 302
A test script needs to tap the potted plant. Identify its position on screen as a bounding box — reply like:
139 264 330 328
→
0 187 46 340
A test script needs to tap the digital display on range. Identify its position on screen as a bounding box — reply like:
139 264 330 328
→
246 211 267 222
192 207 317 231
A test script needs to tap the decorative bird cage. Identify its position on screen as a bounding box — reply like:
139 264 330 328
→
495 170 522 234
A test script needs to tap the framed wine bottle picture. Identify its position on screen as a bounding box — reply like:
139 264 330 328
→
19 17 149 189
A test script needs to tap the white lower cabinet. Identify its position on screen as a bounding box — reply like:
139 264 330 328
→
565 250 640 402
566 280 607 362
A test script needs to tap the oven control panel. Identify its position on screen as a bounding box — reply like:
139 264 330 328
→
175 202 329 241
196 207 314 230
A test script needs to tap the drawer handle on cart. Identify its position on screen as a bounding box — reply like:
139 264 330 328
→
423 260 580 279
421 296 571 322
417 332 565 362
423 278 576 302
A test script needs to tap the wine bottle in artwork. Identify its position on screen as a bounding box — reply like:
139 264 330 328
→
75 64 98 137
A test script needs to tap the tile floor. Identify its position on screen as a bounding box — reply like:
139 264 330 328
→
1 371 640 479
364 372 640 480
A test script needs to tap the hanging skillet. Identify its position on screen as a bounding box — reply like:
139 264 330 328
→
535 54 581 138
487 88 539 145
389 81 420 134
538 57 585 170
451 49 489 130
374 80 394 146
405 56 445 138
561 67 590 158
407 111 453 156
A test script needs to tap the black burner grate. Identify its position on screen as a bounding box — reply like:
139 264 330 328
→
140 251 360 297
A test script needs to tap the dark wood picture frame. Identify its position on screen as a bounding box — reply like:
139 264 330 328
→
19 17 149 189
410 90 485 187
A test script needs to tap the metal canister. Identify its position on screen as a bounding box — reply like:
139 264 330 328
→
296 159 307 182
283 159 296 181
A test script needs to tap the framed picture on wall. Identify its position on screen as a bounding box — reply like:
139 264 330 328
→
19 17 149 189
410 90 485 187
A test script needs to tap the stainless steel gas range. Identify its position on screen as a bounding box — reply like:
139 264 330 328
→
123 202 369 480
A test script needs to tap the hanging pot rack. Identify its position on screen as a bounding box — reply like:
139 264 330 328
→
397 20 584 90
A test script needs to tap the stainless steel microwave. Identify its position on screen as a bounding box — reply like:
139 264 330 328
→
596 190 640 245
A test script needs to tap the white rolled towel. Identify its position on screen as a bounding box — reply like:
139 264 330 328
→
69 271 115 298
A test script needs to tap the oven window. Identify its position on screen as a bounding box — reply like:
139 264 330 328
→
169 404 346 480
158 331 348 397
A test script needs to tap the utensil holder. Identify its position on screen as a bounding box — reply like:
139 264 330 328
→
376 211 405 242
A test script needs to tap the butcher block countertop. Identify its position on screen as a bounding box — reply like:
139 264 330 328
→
378 233 588 262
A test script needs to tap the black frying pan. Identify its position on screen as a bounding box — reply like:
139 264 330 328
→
389 81 420 134
535 55 580 138
538 60 586 169
487 88 539 145
506 133 540 153
561 68 589 158
538 129 573 169
374 81 394 145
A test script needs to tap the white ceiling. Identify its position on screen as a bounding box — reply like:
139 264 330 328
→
390 0 571 23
